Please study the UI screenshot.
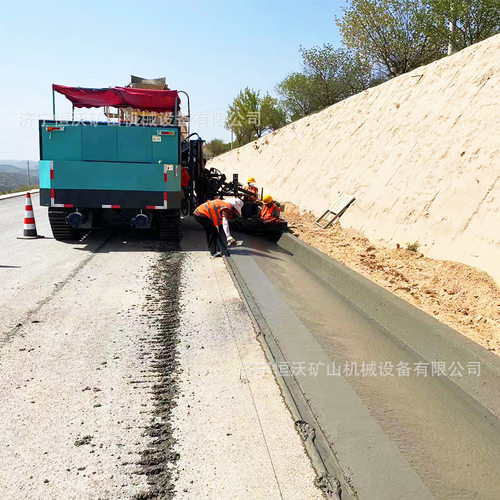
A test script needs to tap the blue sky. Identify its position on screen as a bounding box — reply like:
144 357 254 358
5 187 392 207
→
0 0 345 159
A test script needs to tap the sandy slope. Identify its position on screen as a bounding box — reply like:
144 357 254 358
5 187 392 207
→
209 34 500 285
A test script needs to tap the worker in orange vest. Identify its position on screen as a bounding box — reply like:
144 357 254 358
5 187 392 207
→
260 195 280 223
193 197 244 256
242 177 259 218
244 177 259 202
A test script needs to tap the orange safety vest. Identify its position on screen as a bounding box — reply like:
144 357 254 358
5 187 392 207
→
245 185 258 201
195 199 233 227
261 203 280 222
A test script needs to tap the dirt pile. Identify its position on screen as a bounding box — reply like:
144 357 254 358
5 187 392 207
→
209 34 500 284
284 203 500 355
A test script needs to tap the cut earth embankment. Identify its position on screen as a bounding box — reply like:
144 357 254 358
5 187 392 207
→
210 34 500 285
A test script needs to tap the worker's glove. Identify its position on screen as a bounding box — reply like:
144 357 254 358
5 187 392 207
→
227 236 236 246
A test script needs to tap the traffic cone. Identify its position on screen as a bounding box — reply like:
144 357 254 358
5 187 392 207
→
19 193 42 239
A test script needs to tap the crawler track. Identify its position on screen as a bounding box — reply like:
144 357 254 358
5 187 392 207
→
48 207 79 240
156 209 181 244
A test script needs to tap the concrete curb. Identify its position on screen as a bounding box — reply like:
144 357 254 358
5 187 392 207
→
226 231 500 498
225 256 346 499
277 232 500 418
0 189 40 201
226 245 440 499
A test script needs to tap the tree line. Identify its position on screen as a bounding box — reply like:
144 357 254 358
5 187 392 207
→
205 0 500 157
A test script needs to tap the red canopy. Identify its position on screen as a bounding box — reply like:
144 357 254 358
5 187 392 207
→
53 84 180 112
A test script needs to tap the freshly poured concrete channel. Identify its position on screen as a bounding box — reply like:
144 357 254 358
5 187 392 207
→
227 232 500 499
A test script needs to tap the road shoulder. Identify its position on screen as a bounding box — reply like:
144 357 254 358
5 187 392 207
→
171 232 321 499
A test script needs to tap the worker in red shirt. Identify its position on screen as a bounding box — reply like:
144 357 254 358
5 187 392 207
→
181 166 190 188
193 197 244 256
180 165 191 212
260 195 280 223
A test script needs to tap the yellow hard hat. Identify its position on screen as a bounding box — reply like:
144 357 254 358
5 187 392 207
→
262 194 273 204
247 177 256 184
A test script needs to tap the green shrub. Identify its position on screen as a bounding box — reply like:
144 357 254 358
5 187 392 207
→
406 241 420 252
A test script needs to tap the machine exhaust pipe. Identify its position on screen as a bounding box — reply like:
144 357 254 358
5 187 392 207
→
66 211 86 228
132 213 150 229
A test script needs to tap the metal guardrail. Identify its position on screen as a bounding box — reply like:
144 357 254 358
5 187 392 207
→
0 189 40 201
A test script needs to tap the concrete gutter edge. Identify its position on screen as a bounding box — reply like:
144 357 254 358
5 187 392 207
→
225 256 349 499
0 189 40 201
277 232 500 416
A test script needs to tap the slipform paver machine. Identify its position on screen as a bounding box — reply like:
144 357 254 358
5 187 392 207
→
39 76 204 242
39 75 287 243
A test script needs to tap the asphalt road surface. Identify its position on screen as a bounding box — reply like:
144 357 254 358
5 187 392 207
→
0 194 321 499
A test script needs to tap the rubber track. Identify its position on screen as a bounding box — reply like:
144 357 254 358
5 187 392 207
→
48 208 78 241
156 209 181 244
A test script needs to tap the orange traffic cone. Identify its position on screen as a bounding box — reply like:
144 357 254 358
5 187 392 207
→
18 192 43 239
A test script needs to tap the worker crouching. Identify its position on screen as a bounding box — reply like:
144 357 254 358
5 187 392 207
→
194 197 244 257
260 195 280 223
